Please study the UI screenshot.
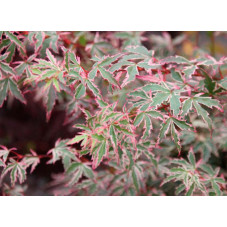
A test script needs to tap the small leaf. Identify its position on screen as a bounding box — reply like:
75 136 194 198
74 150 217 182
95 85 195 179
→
5 31 24 50
188 150 196 168
8 79 26 104
182 98 193 116
124 64 138 85
95 140 107 168
130 90 148 99
114 125 134 136
98 67 119 86
134 112 145 127
96 99 108 108
212 181 221 196
67 134 88 145
45 83 56 120
68 167 83 185
109 125 117 150
88 67 98 80
75 83 86 99
86 79 101 98
171 69 183 82
0 62 14 75
159 118 171 139
132 165 141 192
82 164 94 179
0 79 8 106
172 118 193 130
170 93 181 116
204 74 215 94
151 92 170 108
186 183 195 196
46 49 57 65
161 56 191 65
67 162 81 174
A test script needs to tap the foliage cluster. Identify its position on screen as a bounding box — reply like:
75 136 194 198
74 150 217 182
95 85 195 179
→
0 31 226 195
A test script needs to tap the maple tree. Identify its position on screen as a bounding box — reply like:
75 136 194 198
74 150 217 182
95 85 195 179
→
0 31 226 196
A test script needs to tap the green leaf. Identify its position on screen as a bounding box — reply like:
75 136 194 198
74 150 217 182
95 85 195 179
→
69 52 80 66
126 46 151 57
88 67 98 79
0 78 8 106
170 93 180 116
92 134 105 141
67 162 82 174
186 183 195 196
171 118 193 130
134 112 145 127
67 134 88 145
130 90 148 99
5 31 24 50
46 49 57 65
2 160 26 186
193 100 212 129
171 69 183 82
176 184 186 195
146 111 163 119
161 56 191 65
162 175 178 185
98 54 121 67
82 164 94 178
52 78 60 92
183 65 197 77
0 159 5 167
96 99 108 108
199 164 215 176
74 124 90 131
126 149 134 169
143 83 170 93
0 146 10 162
75 83 86 99
204 74 215 94
188 150 196 168
212 181 221 196
184 96 221 129
109 60 132 72
182 98 193 116
68 167 83 185
40 70 56 80
151 92 170 108
95 140 107 168
142 115 152 139
45 83 56 120
194 96 221 109
0 39 10 51
114 125 134 136
159 118 171 139
5 42 16 63
170 168 185 172
214 178 226 184
98 67 119 86
132 165 141 192
0 31 3 39
15 62 27 75
86 79 101 98
109 125 117 150
170 123 181 152
0 62 14 75
218 78 227 90
22 156 40 173
8 79 26 103
124 64 138 85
